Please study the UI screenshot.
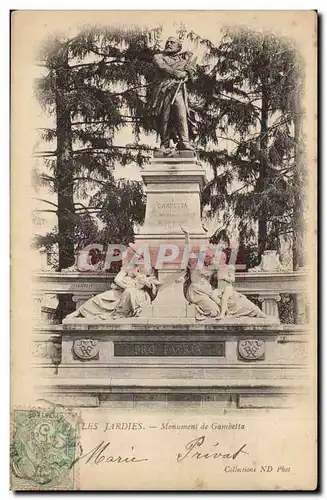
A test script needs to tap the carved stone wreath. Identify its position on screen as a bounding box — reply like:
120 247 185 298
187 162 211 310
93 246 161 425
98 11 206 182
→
238 339 265 361
73 339 99 360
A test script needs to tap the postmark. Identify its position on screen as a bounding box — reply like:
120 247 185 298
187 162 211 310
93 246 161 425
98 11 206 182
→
11 408 77 490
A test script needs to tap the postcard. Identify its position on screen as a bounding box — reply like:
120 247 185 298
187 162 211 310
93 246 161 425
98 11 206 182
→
11 10 317 490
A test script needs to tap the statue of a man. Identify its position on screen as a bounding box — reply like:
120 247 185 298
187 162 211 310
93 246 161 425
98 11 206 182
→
150 37 197 152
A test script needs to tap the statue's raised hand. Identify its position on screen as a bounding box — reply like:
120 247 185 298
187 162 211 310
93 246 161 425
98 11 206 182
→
179 225 189 235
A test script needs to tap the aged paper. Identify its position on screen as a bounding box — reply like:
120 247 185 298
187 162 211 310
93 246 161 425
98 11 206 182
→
11 10 317 490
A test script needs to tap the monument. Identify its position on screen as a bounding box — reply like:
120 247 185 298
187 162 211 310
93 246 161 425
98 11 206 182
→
64 37 274 325
51 38 306 411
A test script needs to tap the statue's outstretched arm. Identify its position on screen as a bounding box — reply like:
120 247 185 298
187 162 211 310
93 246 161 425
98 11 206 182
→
227 265 236 283
180 225 191 245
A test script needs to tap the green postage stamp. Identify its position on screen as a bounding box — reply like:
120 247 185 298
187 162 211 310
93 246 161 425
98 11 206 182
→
10 408 78 490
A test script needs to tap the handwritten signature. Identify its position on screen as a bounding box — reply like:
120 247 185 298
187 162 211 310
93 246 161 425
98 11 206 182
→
73 441 148 466
71 436 249 467
176 436 249 462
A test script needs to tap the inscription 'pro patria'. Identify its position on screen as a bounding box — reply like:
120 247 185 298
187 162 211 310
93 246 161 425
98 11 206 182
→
114 341 225 357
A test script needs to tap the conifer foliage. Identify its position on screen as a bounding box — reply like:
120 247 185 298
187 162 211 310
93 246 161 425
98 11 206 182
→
33 26 161 269
189 27 305 265
33 25 306 271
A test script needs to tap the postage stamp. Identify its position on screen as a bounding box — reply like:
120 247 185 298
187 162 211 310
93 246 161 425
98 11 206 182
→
10 408 78 490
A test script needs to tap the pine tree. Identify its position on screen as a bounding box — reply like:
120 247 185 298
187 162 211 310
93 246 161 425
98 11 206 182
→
33 26 162 269
187 27 305 265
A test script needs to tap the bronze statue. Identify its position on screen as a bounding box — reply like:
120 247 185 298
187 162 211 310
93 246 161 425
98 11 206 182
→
150 37 197 152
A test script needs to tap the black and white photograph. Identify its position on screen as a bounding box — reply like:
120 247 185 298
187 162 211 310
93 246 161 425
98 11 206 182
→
10 10 317 491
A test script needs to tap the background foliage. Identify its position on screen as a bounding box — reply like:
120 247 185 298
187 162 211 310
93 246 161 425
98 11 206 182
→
33 24 306 272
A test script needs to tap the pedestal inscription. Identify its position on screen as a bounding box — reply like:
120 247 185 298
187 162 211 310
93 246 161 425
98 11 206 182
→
138 157 207 238
114 341 225 357
148 197 196 231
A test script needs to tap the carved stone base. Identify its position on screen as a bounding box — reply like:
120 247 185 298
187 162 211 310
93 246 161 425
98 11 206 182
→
37 389 305 410
141 304 196 319
34 323 309 410
215 315 279 325
63 314 279 326
137 156 207 239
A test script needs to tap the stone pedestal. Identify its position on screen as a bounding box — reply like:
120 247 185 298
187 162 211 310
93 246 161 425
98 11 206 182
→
141 277 195 319
36 323 309 410
135 155 208 262
138 155 207 238
134 154 208 318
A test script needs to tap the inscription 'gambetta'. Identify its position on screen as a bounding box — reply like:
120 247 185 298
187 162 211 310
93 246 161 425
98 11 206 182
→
156 201 188 210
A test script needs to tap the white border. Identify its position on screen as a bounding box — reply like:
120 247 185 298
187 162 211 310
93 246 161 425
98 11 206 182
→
3 3 324 498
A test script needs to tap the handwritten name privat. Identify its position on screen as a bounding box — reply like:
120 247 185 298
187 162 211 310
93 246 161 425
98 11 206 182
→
176 436 249 463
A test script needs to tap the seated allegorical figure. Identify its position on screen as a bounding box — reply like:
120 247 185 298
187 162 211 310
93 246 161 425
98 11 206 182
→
65 260 162 321
179 227 267 321
178 227 221 321
211 263 266 320
182 259 220 321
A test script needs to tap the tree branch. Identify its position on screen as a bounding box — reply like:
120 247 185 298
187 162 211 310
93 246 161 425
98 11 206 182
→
74 202 89 211
73 146 154 154
33 209 58 214
214 91 262 112
229 182 254 198
69 59 122 69
115 83 152 96
33 143 154 158
74 202 103 213
87 45 121 58
39 174 56 183
215 135 241 145
73 176 108 186
74 207 102 213
33 150 57 157
33 198 58 208
36 127 56 131
71 116 141 126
